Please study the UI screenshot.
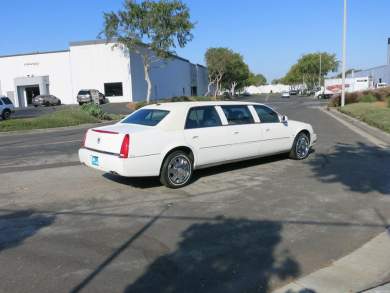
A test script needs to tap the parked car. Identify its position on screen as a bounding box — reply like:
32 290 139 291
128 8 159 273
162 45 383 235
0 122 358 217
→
32 95 61 107
0 96 15 120
79 101 317 188
281 91 290 98
289 90 298 95
77 89 106 105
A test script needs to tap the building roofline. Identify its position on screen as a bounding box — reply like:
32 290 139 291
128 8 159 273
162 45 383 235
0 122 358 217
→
0 49 69 59
69 39 191 63
0 39 203 67
69 39 111 47
357 64 389 72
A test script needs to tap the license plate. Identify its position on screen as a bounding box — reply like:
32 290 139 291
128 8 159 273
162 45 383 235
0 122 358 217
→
91 156 99 166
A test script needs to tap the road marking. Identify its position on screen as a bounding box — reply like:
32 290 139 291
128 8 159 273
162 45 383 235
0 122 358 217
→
320 108 388 149
0 139 81 149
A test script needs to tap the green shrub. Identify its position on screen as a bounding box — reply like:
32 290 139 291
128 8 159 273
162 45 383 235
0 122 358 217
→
0 109 100 132
328 93 360 107
387 96 390 108
359 94 377 103
80 103 108 119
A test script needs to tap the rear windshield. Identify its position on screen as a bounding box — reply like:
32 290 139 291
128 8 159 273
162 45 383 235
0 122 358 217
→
78 90 90 95
122 109 169 126
1 97 13 105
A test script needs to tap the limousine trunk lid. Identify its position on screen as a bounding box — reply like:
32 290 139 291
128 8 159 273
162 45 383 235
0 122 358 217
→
84 123 150 155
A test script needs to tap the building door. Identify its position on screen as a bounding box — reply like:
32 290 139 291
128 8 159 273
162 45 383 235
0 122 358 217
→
191 86 197 96
25 86 40 105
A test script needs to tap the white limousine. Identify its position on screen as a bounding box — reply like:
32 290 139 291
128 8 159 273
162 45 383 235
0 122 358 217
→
79 101 317 188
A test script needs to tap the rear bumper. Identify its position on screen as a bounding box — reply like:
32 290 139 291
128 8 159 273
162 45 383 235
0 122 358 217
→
77 97 92 103
78 148 162 177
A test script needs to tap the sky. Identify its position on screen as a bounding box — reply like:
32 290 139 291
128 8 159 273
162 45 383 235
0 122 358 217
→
0 0 389 82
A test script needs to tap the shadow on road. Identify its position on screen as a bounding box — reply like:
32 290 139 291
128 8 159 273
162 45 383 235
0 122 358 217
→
103 153 289 189
0 209 55 251
308 142 390 195
124 217 300 293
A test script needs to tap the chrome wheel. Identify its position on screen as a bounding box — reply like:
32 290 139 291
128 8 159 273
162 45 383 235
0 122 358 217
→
167 155 191 186
296 136 309 159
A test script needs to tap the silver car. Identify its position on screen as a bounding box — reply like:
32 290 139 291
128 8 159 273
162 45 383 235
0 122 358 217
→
32 95 61 107
77 89 105 105
0 96 15 120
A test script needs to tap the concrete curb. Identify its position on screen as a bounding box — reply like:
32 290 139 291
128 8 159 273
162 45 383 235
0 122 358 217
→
273 231 390 293
320 107 390 149
0 121 115 137
326 107 390 145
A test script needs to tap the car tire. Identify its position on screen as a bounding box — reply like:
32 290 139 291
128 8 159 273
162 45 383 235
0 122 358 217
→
160 150 193 188
57 100 61 105
289 132 310 160
44 101 50 107
78 102 83 106
2 109 11 120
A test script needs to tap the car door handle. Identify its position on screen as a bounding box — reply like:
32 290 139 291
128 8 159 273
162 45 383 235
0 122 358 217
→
192 135 199 139
265 128 270 132
233 131 239 135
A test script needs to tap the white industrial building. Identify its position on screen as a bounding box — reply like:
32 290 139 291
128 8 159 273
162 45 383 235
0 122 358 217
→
348 38 390 86
0 40 208 108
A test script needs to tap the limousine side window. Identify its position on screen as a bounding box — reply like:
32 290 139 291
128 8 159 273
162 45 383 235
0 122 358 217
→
185 106 222 129
254 105 280 123
221 105 254 125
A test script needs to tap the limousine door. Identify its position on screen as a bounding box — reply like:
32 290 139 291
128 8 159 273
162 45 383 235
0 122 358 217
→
184 106 230 166
253 105 293 154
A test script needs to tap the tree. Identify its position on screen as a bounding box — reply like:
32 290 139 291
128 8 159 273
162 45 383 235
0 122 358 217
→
281 52 338 88
246 73 267 86
223 53 250 95
205 48 233 97
102 0 194 102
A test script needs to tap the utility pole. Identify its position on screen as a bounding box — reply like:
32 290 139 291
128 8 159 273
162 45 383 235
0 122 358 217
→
341 0 347 107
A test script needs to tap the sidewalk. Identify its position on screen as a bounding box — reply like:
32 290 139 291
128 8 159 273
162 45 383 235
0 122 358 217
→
273 106 390 293
273 230 390 293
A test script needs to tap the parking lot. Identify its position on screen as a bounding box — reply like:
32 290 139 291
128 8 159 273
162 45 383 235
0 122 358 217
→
1 96 390 292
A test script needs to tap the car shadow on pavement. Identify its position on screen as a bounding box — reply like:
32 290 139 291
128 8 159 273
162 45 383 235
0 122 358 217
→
103 153 290 189
0 209 55 252
123 217 301 293
308 142 390 195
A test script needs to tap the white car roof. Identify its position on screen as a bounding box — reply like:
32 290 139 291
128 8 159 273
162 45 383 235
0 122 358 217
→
139 101 267 131
143 100 263 110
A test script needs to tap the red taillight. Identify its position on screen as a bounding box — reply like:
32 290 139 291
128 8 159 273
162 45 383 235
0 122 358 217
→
119 134 130 158
82 130 88 148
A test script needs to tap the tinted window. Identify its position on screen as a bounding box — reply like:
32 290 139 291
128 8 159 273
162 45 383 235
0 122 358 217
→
78 90 90 95
254 105 280 123
122 109 169 126
1 97 12 105
104 82 123 97
221 105 254 125
0 99 3 105
185 106 222 129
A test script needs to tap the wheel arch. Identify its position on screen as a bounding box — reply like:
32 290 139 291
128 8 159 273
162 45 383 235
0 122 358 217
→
160 145 196 175
298 129 311 142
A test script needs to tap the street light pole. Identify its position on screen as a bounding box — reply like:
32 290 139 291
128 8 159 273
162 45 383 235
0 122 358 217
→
341 0 347 107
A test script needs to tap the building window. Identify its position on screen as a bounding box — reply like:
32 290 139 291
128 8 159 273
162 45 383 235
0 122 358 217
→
104 82 123 97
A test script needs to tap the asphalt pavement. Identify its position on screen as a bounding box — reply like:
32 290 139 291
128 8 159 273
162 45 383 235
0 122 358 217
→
0 96 389 293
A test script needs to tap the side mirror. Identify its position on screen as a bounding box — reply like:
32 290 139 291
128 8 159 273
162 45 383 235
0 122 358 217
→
281 115 288 123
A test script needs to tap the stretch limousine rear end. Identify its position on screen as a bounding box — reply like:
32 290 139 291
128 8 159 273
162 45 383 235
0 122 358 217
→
79 101 317 188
